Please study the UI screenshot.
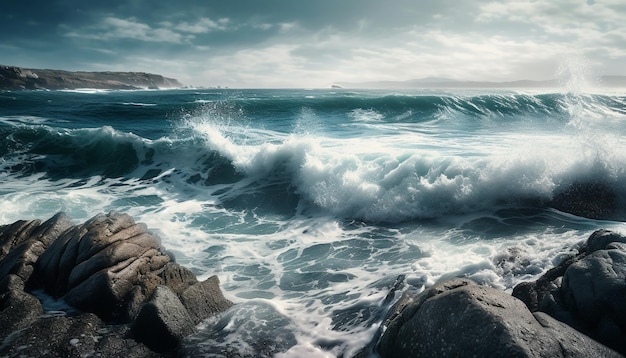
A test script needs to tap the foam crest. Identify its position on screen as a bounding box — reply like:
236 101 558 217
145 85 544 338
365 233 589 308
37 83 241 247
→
349 108 384 122
184 106 626 223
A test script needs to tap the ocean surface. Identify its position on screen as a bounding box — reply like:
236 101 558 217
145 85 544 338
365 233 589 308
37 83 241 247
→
1 87 625 357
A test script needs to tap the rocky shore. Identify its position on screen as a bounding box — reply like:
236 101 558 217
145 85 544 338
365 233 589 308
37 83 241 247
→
1 211 625 357
0 212 231 357
0 65 182 90
360 228 626 357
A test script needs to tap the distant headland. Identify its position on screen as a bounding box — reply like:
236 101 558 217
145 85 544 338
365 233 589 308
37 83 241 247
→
0 65 183 90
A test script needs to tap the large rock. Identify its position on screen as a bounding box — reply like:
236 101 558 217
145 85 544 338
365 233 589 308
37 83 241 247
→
0 312 161 358
0 212 233 356
181 275 233 325
532 312 622 358
548 181 621 220
375 278 620 357
0 213 74 281
34 212 172 321
0 213 74 340
0 274 43 340
513 229 626 355
131 286 196 353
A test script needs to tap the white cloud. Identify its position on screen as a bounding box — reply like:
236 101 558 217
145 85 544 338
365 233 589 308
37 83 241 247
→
175 17 230 33
56 1 626 87
199 44 309 87
65 16 191 43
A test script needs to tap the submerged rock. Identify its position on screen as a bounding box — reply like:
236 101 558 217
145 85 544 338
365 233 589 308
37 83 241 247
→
549 181 621 221
0 212 233 356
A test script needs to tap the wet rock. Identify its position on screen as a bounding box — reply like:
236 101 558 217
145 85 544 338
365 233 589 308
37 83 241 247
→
377 278 565 357
374 277 621 357
35 212 172 321
0 212 233 357
584 229 626 253
513 229 626 355
549 181 620 220
0 213 73 281
1 313 160 358
159 262 198 296
181 275 233 325
0 274 43 341
533 312 622 358
131 286 196 353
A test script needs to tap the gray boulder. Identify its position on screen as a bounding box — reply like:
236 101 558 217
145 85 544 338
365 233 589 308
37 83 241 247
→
181 275 233 325
131 286 196 353
0 212 74 282
375 278 620 357
513 229 626 355
0 213 74 341
533 312 622 358
378 279 557 357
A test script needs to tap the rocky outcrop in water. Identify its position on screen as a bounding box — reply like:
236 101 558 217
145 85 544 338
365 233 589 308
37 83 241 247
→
549 181 621 221
513 229 626 355
363 229 626 357
0 65 183 90
0 212 232 356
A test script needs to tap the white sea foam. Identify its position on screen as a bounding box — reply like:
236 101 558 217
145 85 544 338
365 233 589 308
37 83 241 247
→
1 88 625 357
121 102 157 106
186 112 626 223
349 108 384 122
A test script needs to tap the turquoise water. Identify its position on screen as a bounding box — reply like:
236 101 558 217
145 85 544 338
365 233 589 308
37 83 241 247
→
1 88 625 356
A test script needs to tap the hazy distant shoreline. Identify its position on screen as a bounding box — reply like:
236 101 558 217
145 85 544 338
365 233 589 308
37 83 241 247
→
333 75 626 89
0 65 183 90
3 65 626 91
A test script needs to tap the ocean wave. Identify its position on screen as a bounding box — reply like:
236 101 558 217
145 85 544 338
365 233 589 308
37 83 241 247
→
187 114 626 222
2 90 624 222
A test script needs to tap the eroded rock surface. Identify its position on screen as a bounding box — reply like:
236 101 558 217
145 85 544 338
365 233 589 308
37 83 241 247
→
0 212 233 356
372 278 620 357
513 229 626 355
549 181 621 220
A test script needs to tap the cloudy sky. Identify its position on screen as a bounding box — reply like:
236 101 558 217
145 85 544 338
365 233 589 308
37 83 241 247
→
2 0 625 87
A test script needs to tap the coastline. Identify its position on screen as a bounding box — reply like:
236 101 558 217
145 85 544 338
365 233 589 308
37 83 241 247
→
1 212 625 357
0 65 183 91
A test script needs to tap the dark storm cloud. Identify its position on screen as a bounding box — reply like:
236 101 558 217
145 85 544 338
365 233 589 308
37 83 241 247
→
1 0 625 87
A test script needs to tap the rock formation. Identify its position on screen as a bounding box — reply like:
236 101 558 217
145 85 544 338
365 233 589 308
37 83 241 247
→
367 278 620 357
0 212 232 357
513 229 626 355
0 65 182 90
4 211 626 357
549 181 621 221
362 229 626 357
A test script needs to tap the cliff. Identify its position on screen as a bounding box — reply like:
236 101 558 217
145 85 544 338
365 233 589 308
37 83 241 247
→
0 65 183 90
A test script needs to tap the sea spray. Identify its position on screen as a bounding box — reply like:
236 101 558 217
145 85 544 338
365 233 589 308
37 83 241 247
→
1 88 625 356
